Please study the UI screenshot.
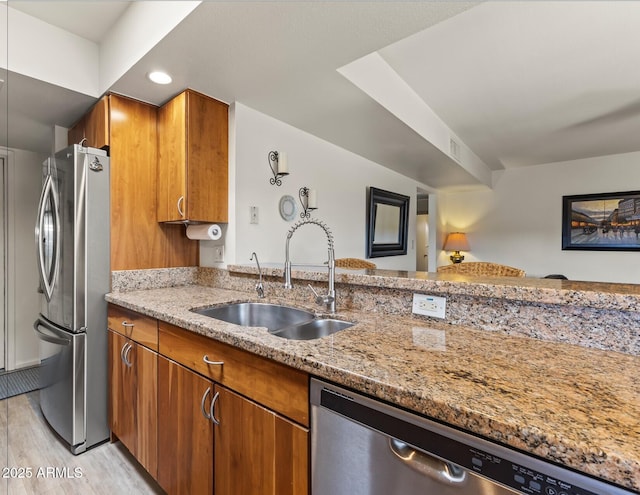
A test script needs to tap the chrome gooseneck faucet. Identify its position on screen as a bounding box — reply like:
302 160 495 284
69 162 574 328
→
250 252 264 298
284 218 336 314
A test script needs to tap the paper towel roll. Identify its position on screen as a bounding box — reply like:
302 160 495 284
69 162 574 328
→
186 224 222 241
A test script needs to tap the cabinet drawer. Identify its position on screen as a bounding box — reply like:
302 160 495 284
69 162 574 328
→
158 322 309 427
108 304 158 351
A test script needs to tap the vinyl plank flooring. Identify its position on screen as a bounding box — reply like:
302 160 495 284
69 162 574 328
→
0 392 164 495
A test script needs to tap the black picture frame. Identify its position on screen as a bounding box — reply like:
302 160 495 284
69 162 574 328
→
366 187 410 258
562 190 640 251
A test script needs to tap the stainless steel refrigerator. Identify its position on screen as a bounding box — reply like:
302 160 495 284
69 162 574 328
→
33 144 110 454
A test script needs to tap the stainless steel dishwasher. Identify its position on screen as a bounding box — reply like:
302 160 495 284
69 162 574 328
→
311 379 634 495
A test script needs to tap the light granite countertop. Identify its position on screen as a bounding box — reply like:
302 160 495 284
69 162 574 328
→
228 263 640 312
106 284 640 492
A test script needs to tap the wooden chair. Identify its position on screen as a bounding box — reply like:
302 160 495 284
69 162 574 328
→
335 258 377 269
437 261 525 277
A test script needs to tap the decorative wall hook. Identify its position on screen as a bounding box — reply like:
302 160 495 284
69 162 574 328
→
298 187 318 218
268 151 288 186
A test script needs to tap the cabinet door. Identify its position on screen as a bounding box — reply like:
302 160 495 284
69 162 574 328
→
68 96 109 148
274 414 309 495
214 386 309 495
185 90 228 223
67 114 86 148
84 96 109 149
157 91 187 222
158 356 214 495
107 330 158 478
108 330 136 452
133 341 158 478
157 89 228 223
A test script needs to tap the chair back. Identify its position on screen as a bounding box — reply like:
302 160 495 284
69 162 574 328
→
437 262 525 277
335 258 377 269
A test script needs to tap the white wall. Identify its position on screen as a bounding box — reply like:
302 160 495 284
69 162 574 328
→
437 151 640 283
4 148 44 369
201 102 426 270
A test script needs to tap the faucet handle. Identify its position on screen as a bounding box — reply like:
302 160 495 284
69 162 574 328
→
307 284 325 305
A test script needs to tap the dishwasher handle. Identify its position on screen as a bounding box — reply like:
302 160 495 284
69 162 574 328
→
389 438 467 486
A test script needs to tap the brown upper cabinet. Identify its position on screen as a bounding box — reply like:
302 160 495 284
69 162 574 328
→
68 96 109 149
157 89 229 223
68 94 198 270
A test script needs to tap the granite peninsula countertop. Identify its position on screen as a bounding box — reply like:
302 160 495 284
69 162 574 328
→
105 284 640 492
228 263 640 312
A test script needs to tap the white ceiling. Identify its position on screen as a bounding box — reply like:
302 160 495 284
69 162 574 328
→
8 1 131 43
4 1 640 190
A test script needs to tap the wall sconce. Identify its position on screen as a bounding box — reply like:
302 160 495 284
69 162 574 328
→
298 187 317 218
268 151 288 186
444 232 470 264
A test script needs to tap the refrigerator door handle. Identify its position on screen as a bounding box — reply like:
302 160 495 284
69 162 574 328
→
35 174 61 302
33 318 72 346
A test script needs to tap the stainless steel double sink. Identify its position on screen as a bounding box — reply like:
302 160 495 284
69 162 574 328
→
191 302 353 340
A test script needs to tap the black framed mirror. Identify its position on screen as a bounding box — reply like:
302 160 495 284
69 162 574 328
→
366 187 410 258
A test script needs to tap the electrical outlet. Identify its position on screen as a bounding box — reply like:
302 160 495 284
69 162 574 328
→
412 293 446 319
250 206 259 224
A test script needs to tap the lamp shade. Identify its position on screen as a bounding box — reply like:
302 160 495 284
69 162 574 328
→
444 232 470 251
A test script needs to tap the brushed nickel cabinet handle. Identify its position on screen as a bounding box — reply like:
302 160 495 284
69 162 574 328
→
200 387 212 420
210 391 220 425
120 342 127 363
121 321 134 336
203 355 224 366
177 196 185 218
122 342 133 368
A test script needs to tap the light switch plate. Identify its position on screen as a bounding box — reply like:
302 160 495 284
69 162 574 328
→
211 245 224 262
412 293 446 319
250 206 259 224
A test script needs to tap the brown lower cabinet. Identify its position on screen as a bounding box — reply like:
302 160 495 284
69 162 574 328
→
108 329 158 478
157 355 309 495
214 385 308 495
157 356 214 495
108 304 309 495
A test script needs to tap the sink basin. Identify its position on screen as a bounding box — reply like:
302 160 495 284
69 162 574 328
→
192 301 354 340
270 318 354 341
193 302 314 331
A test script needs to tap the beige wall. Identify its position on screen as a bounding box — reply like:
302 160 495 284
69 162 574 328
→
437 151 640 283
201 102 428 270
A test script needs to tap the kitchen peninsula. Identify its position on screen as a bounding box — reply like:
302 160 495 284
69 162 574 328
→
106 266 640 493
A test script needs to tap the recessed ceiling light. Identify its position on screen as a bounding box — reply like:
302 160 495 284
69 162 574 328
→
148 71 172 85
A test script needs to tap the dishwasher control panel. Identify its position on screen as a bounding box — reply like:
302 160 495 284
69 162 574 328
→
466 447 598 495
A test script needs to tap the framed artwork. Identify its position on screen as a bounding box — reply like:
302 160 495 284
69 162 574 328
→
562 191 640 250
366 187 410 258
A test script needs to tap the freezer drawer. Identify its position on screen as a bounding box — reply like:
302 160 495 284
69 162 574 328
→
35 317 86 452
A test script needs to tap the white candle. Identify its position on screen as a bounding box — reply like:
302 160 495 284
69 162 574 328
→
277 151 288 174
307 188 317 208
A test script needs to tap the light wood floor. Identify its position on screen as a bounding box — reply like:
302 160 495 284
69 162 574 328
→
0 391 164 495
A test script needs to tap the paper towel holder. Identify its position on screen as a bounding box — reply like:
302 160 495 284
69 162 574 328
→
268 151 289 186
